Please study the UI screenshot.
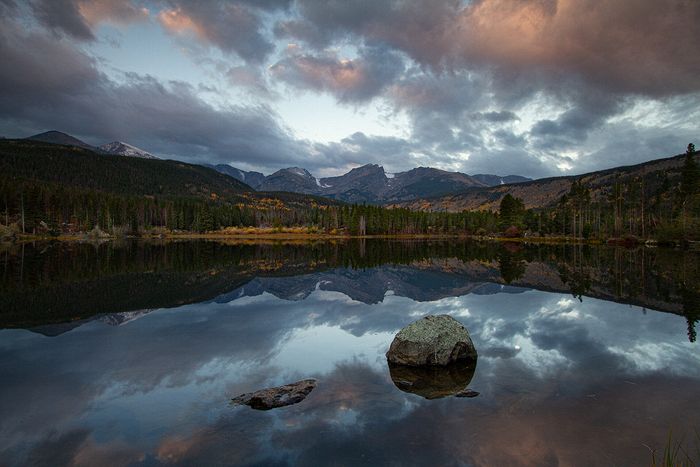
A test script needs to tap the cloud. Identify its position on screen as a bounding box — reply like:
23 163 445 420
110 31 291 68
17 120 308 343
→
281 0 700 98
270 45 405 102
30 0 96 40
2 0 699 178
275 0 460 68
76 0 149 26
28 0 147 40
0 18 308 170
157 0 290 63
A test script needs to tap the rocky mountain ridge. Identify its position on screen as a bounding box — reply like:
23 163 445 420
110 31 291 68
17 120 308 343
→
212 162 531 204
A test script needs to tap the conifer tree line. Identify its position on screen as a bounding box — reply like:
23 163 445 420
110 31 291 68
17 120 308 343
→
0 178 501 236
1 142 698 239
505 143 700 241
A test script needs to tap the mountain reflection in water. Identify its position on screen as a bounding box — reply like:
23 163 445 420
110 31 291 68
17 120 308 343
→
0 239 699 466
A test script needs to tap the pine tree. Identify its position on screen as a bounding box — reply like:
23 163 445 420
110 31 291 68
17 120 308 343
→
681 143 698 198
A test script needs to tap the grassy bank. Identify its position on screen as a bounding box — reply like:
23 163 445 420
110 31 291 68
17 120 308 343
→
3 226 695 248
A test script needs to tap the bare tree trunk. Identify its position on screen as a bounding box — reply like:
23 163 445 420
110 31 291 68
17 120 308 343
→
20 193 25 234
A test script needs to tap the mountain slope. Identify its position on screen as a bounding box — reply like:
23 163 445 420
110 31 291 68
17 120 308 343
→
0 139 251 199
99 141 158 159
26 130 96 151
208 164 265 189
396 151 698 212
261 167 322 194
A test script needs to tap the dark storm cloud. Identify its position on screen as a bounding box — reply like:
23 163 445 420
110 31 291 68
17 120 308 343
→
281 0 700 98
275 0 460 69
270 45 405 103
0 18 308 168
157 0 290 63
30 0 95 40
28 0 147 40
529 93 626 151
0 0 17 15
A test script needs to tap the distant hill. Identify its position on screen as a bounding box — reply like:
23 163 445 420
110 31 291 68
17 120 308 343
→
0 139 251 199
396 151 698 212
27 131 159 160
210 163 528 204
27 130 97 151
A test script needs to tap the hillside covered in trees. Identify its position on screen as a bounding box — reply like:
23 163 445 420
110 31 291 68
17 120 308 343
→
1 139 698 241
491 145 700 241
0 139 496 236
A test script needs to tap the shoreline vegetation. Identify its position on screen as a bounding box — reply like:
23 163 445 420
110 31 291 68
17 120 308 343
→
3 224 700 249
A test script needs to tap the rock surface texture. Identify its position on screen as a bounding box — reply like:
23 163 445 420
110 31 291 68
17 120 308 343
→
231 379 317 410
386 315 477 366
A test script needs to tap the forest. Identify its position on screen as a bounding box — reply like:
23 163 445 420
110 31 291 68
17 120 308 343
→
0 140 698 241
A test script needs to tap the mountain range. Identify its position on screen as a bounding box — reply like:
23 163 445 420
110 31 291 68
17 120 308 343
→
25 131 531 204
18 130 697 213
208 163 530 204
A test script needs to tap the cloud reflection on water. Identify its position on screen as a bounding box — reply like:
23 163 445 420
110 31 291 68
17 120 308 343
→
1 275 699 466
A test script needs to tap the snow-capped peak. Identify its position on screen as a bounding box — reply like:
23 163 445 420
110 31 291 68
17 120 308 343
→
99 141 158 159
287 167 311 177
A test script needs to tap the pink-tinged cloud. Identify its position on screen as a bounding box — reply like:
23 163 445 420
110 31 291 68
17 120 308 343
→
270 46 404 102
283 0 700 97
77 0 149 26
448 0 700 96
28 0 147 40
157 7 206 38
156 1 276 62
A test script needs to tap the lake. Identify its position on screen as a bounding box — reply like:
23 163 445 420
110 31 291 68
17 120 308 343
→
1 240 699 466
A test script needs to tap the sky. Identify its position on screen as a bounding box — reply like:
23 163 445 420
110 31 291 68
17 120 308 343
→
0 0 698 178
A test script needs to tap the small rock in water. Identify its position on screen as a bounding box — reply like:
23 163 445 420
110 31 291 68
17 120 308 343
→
454 389 480 398
231 379 317 410
386 315 477 366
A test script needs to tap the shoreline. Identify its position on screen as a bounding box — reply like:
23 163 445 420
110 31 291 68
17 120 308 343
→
1 231 691 247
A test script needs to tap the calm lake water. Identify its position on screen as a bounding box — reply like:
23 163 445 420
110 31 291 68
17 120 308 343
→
1 240 699 466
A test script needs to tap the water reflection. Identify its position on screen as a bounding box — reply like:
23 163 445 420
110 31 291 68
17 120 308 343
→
0 240 699 466
389 360 477 399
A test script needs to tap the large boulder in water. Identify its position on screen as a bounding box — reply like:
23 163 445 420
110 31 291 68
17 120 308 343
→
386 315 477 366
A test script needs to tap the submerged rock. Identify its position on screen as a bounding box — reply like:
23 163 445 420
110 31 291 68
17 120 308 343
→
386 315 477 366
231 379 317 410
389 360 477 399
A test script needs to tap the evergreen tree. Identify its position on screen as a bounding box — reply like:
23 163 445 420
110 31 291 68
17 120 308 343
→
681 143 698 198
499 194 525 229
